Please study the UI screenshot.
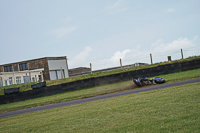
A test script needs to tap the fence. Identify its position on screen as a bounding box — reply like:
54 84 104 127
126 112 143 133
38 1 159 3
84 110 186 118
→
68 46 200 76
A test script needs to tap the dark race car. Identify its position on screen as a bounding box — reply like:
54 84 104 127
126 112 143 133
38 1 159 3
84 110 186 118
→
133 77 165 86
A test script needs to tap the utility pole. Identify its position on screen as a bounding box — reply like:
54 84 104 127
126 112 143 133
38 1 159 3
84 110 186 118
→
90 63 92 74
0 76 2 87
150 54 153 64
181 49 184 59
60 67 63 79
120 59 122 69
65 57 69 78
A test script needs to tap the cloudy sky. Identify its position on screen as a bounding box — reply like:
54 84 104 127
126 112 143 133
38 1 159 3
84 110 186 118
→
0 0 200 69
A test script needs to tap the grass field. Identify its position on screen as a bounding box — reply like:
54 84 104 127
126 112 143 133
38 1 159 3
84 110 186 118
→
0 68 200 113
0 55 200 95
0 82 199 132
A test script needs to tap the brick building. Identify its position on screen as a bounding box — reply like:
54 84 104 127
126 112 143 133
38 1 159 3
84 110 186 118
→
0 56 69 86
69 67 91 77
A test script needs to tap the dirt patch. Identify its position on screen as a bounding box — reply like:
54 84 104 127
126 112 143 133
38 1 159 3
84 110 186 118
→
117 83 139 91
117 82 156 92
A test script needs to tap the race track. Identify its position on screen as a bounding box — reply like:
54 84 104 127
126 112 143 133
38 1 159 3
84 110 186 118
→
0 78 200 119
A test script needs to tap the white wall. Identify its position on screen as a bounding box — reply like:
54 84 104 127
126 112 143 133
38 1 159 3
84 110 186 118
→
48 60 69 80
0 70 43 86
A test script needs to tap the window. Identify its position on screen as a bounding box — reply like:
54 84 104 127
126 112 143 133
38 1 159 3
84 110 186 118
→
5 80 8 86
32 77 35 82
16 77 21 84
9 77 13 85
38 75 42 81
4 65 13 72
35 75 37 82
0 77 3 87
19 63 28 71
23 76 30 83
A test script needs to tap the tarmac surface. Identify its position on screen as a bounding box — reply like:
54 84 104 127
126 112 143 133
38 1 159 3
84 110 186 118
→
0 78 200 119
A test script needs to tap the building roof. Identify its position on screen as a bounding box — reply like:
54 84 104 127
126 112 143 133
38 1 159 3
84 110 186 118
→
69 67 90 71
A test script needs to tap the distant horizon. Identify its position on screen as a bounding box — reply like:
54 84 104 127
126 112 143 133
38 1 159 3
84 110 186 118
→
1 46 199 71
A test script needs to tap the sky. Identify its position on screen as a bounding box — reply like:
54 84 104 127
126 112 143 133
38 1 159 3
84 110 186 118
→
0 0 200 69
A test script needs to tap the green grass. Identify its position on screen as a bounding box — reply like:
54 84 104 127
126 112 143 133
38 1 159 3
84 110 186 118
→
0 80 134 113
0 68 200 114
151 68 200 83
0 55 200 95
0 82 199 133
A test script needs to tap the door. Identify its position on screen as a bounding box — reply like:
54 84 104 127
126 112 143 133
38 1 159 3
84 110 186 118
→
16 77 21 84
49 71 57 80
49 70 65 80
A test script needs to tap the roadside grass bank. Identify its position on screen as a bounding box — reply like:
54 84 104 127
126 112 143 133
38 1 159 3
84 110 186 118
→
150 67 200 83
0 68 200 113
0 80 135 113
0 56 200 95
0 82 199 132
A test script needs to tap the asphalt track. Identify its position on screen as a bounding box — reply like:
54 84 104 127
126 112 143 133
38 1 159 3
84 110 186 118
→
0 78 200 119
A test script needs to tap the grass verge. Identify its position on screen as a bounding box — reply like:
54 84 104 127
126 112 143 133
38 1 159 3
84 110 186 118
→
0 68 200 114
0 82 199 132
0 55 200 95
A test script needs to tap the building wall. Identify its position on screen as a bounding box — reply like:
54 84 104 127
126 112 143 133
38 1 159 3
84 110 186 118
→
48 59 69 80
69 67 91 75
0 70 43 86
0 58 52 81
13 64 19 71
0 56 68 86
47 57 67 60
43 58 50 81
27 58 50 81
0 59 45 72
28 59 45 70
0 66 3 72
0 63 19 72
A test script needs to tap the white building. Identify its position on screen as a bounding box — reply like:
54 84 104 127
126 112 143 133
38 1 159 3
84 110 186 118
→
0 56 69 86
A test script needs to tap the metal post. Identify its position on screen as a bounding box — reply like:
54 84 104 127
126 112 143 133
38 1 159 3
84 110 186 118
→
0 76 2 87
120 59 122 69
65 58 69 78
13 72 15 84
41 71 44 82
29 72 32 82
60 67 63 79
90 63 92 74
168 56 172 62
181 49 184 59
150 54 153 64
12 64 15 84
